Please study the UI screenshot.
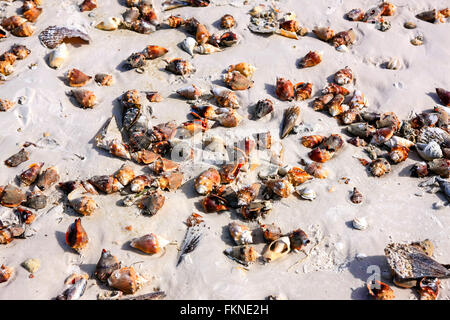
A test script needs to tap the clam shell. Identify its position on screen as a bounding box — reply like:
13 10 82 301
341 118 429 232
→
297 187 316 200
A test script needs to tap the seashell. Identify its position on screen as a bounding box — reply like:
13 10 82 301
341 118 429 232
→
305 161 328 179
248 16 278 34
23 7 42 22
146 91 163 102
275 77 294 101
88 175 123 194
56 274 89 300
144 45 168 59
336 45 349 52
181 37 196 57
352 217 368 230
211 87 240 109
19 162 44 186
436 177 450 201
280 20 300 33
122 8 140 25
220 31 238 47
369 158 391 177
312 26 335 41
334 67 353 85
281 105 301 138
340 109 361 125
410 36 424 46
416 141 443 161
167 15 184 28
0 61 13 76
11 22 35 37
237 183 260 206
176 84 202 100
298 51 322 68
201 193 228 213
263 236 290 262
286 167 313 187
297 187 316 201
240 201 272 220
322 134 345 153
301 135 325 149
129 174 156 193
385 242 450 280
224 245 259 266
67 186 97 216
195 168 221 195
312 93 333 111
309 147 334 163
367 281 395 300
418 277 440 300
253 99 274 119
108 266 147 295
260 223 282 242
69 89 97 108
39 26 91 49
347 136 367 147
48 43 69 69
347 122 376 138
129 20 156 34
328 94 347 116
350 187 363 204
332 29 356 48
164 58 195 75
195 23 210 44
17 209 36 225
139 6 159 26
228 62 256 78
0 26 6 40
149 158 179 175
136 190 165 216
436 88 450 106
347 92 367 112
65 218 89 252
294 82 312 101
67 68 92 87
223 71 253 90
346 8 365 21
95 249 121 282
130 233 171 254
376 20 391 32
229 222 253 245
379 2 396 16
386 57 401 70
194 43 223 55
410 162 429 178
109 140 131 160
428 159 449 178
80 0 97 12
363 6 383 23
266 179 294 198
0 52 16 65
36 166 60 191
0 184 25 208
370 127 395 145
289 228 310 251
219 162 243 184
126 52 147 69
404 21 416 29
275 28 298 39
10 45 30 60
1 16 27 31
115 164 135 186
389 146 409 163
220 14 235 29
25 192 47 210
0 265 13 283
322 83 350 96
158 171 184 191
95 73 114 86
416 9 438 23
0 224 25 244
4 148 29 167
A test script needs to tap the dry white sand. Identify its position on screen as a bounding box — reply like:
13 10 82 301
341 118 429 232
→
0 0 449 300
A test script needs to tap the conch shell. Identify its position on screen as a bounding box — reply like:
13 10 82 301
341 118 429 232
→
298 51 322 68
95 249 121 282
67 68 92 87
130 233 171 254
263 236 290 262
67 185 97 216
107 266 147 294
194 168 221 195
228 222 253 245
275 77 294 101
69 89 97 108
65 218 89 252
281 105 301 138
312 26 335 41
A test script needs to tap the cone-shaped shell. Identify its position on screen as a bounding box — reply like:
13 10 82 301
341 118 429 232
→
312 26 335 41
67 186 97 216
36 166 60 191
228 222 253 245
281 106 301 138
130 233 170 254
144 45 168 59
289 228 310 251
194 168 221 195
224 245 259 265
181 37 196 57
298 51 322 68
211 87 240 109
115 164 135 186
223 71 253 90
263 236 290 262
176 84 202 100
266 179 294 198
67 68 92 87
195 23 210 44
275 77 294 101
65 218 89 252
95 249 121 282
70 89 97 108
107 266 146 294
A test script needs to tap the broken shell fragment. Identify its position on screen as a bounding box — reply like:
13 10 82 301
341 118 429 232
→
129 175 155 193
48 43 69 69
298 51 322 68
275 77 294 101
332 29 356 48
312 93 333 111
347 8 365 21
65 218 89 252
25 192 47 210
266 179 294 198
23 7 42 23
136 190 165 216
115 164 135 186
237 183 260 206
281 106 301 139
0 98 15 112
96 17 122 31
428 159 449 178
149 158 179 174
56 273 89 300
312 26 335 42
67 68 92 87
108 266 147 295
410 162 429 178
36 166 60 191
224 245 258 265
167 15 184 28
68 186 97 216
95 249 121 282
158 172 184 191
130 233 171 254
229 222 253 245
263 236 290 263
309 147 334 163
367 281 395 300
228 63 256 79
89 175 123 194
4 148 29 167
305 161 329 179
126 52 147 69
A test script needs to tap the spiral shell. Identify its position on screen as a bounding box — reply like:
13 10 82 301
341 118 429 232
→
211 87 240 109
229 222 253 245
223 70 253 90
65 218 89 252
107 266 147 295
369 158 391 177
334 67 353 85
275 77 294 101
352 217 368 230
389 146 409 163
266 179 294 198
95 249 121 282
263 236 290 262
416 141 443 161
309 147 334 163
298 51 322 68
130 233 170 254
294 82 312 101
312 26 335 41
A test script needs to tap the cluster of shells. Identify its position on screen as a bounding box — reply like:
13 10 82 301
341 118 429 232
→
1 0 449 300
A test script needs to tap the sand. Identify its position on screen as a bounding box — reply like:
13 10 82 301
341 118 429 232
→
0 0 449 300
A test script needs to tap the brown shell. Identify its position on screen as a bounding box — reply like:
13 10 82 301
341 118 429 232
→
389 146 409 163
132 150 160 165
309 147 334 163
346 8 365 21
10 44 31 60
115 164 135 186
312 27 335 41
122 89 141 108
436 88 450 106
129 175 155 193
144 45 168 59
224 71 253 90
11 22 35 37
280 20 300 33
332 29 356 48
19 162 44 186
286 167 313 186
130 233 162 254
281 106 301 139
219 162 243 184
322 83 350 96
0 184 26 207
36 166 60 191
167 15 184 28
150 158 179 175
312 93 334 111
23 7 42 22
194 168 221 195
201 194 228 213
165 58 194 76
1 16 27 31
158 172 184 191
298 51 322 68
88 175 122 194
65 218 89 252
67 68 92 87
260 223 282 242
294 82 312 101
369 158 391 177
0 52 17 65
367 281 395 300
289 228 310 251
0 265 13 283
220 14 235 29
136 190 165 216
95 249 121 282
108 267 141 294
70 89 97 108
80 0 97 12
266 179 293 198
94 73 114 86
146 91 163 102
305 162 328 179
350 187 363 204
4 148 29 167
275 77 294 101
39 26 91 49
302 135 326 149
195 24 210 44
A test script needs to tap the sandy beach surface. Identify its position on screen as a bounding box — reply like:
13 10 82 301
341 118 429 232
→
0 0 449 300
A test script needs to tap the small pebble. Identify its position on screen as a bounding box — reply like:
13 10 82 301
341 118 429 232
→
411 36 424 46
22 258 40 273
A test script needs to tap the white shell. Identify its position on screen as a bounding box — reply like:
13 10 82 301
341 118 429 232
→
194 43 222 55
352 217 368 230
335 45 349 52
49 43 68 69
416 141 443 161
384 136 415 149
96 17 122 31
386 57 401 70
181 37 196 57
297 187 316 200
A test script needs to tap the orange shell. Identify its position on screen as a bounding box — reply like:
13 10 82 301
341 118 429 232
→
23 7 42 23
130 233 161 254
195 23 210 44
168 15 184 28
65 218 89 252
389 146 409 163
68 68 92 87
298 51 322 68
286 167 313 186
301 135 326 148
308 147 334 163
195 168 221 194
275 77 294 101
294 82 312 100
145 45 168 59
80 0 97 12
367 281 395 300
